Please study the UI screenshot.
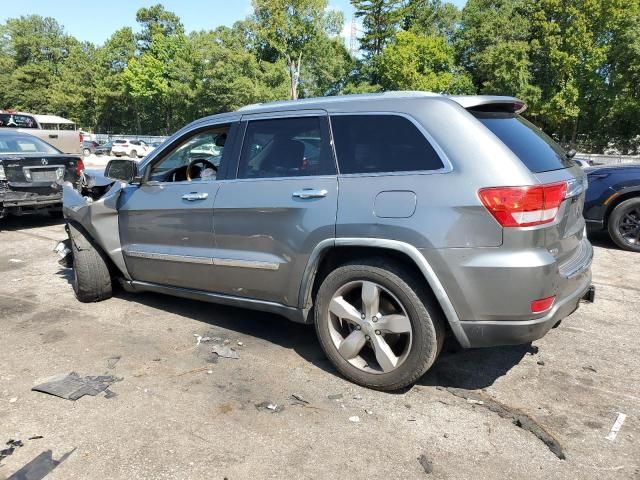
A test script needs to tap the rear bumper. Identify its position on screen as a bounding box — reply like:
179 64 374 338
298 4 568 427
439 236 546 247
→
0 191 62 208
459 267 592 347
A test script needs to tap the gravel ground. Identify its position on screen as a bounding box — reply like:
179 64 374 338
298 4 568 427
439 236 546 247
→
0 214 638 480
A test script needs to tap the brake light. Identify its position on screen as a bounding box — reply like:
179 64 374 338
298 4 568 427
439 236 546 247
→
76 159 85 176
478 182 567 227
531 295 555 314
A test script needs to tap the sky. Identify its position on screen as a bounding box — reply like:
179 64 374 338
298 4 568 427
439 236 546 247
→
0 0 468 46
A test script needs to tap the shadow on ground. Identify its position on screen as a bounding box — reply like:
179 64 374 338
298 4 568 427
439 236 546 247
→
0 212 64 232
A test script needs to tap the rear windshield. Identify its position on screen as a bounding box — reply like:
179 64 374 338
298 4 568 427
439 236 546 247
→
0 134 60 154
473 112 573 173
0 114 37 129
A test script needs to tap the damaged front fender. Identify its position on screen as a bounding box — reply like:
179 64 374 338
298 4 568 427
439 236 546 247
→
62 181 132 280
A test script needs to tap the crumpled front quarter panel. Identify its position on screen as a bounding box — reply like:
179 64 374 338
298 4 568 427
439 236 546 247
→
62 181 131 279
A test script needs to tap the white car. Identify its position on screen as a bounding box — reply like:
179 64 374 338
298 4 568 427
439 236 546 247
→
111 140 152 158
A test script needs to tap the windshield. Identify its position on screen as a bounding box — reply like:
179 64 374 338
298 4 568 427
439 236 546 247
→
0 134 61 154
473 112 573 173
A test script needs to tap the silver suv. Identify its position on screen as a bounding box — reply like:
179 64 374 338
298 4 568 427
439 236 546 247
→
60 92 593 390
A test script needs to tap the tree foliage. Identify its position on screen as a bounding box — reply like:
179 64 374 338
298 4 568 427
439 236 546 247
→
0 1 638 152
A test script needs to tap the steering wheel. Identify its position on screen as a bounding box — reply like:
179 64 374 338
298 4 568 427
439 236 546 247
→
186 158 217 181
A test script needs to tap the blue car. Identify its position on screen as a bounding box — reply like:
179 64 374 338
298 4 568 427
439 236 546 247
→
584 163 640 252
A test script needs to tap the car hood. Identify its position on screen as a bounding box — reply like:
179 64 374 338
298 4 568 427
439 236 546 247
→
585 163 640 175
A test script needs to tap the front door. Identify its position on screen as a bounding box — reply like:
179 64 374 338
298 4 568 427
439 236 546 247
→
118 123 236 291
212 112 338 307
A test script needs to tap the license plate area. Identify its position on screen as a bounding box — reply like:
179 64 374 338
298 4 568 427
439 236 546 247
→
25 167 62 182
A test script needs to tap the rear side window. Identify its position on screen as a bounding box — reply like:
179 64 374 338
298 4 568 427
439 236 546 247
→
0 114 37 128
473 112 572 173
330 114 444 174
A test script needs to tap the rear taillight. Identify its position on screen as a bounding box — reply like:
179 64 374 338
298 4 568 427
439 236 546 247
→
79 132 84 144
76 159 85 176
478 182 567 227
531 295 556 314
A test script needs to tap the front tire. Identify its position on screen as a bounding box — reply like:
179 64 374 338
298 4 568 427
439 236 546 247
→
314 259 444 391
69 226 113 302
608 197 640 252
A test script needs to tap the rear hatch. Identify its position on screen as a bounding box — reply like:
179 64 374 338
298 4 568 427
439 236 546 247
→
2 154 83 193
470 108 588 269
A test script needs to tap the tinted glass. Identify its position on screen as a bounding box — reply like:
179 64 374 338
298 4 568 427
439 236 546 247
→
473 112 572 173
0 114 37 128
331 115 444 174
238 116 334 179
0 134 60 154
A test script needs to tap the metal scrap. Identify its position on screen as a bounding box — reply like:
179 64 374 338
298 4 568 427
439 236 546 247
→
1 440 23 463
605 412 626 441
32 372 121 401
212 344 239 359
255 401 284 413
290 393 309 405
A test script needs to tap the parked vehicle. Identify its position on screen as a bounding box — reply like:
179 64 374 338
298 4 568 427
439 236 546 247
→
584 163 640 252
111 139 152 158
83 140 99 156
59 92 593 390
0 111 82 154
94 141 114 156
0 130 84 219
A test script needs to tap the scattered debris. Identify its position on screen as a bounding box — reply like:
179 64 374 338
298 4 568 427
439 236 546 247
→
237 341 244 346
605 412 627 441
103 389 117 399
1 440 24 463
440 386 566 460
537 359 545 366
207 370 213 374
201 337 213 342
32 372 121 401
193 334 202 345
6 448 75 479
8 258 23 263
364 409 373 415
353 394 363 400
152 358 161 362
417 453 433 474
328 394 343 400
405 403 412 409
291 393 309 405
348 416 360 423
106 355 121 369
255 401 284 413
583 365 597 373
27 436 43 441
176 365 215 377
407 418 417 422
212 344 239 360
467 398 484 405
9 397 17 403
528 345 539 355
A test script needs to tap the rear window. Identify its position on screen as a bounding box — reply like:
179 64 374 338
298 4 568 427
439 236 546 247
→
0 114 37 129
473 112 573 173
0 134 60 154
331 115 444 174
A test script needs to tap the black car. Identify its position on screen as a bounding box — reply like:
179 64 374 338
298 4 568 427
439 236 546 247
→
0 130 84 219
94 141 113 156
584 163 640 252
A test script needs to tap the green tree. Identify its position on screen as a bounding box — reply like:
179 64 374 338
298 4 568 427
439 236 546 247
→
378 30 474 93
351 0 404 59
252 0 344 99
403 0 461 39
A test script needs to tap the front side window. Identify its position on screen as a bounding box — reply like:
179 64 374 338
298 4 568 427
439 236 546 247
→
331 114 444 174
238 116 334 179
148 126 229 182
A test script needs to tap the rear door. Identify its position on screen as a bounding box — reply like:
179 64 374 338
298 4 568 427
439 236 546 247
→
473 111 587 265
211 111 338 307
118 122 237 292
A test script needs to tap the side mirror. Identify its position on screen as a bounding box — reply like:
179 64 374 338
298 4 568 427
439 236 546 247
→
566 149 577 159
104 159 138 182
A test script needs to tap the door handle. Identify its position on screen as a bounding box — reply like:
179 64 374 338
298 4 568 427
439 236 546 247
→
182 192 208 201
292 189 328 199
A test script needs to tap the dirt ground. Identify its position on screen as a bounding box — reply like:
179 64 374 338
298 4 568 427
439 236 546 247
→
0 214 638 480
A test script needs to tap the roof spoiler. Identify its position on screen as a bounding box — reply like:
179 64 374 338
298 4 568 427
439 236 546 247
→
447 95 527 114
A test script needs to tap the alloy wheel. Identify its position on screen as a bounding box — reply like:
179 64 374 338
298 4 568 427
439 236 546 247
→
327 280 413 374
617 206 640 247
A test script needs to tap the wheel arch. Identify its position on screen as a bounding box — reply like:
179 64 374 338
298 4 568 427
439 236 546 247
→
299 238 470 348
604 187 640 228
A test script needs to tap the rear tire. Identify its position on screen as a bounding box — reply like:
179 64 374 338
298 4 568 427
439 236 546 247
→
608 197 640 252
69 226 113 302
314 259 444 391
